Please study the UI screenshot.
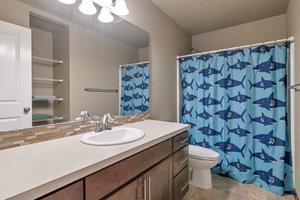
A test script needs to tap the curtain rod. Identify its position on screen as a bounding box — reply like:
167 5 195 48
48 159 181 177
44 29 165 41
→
120 61 150 68
177 37 294 59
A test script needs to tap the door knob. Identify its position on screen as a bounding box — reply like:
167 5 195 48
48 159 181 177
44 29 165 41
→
23 107 31 114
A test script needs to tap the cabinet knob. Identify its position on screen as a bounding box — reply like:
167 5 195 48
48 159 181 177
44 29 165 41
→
23 107 31 114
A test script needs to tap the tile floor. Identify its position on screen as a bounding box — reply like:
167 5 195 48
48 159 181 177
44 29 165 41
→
183 174 295 200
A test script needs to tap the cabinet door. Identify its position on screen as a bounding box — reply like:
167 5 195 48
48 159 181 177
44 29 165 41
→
40 181 84 200
0 20 32 131
107 178 143 200
143 157 172 200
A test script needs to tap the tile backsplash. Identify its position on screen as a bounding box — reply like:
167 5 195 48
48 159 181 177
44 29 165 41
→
0 113 149 150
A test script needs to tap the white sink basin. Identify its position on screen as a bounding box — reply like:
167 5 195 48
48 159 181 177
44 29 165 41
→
80 127 145 146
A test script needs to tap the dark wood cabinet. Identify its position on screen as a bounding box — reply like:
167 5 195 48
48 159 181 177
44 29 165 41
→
39 181 83 200
143 157 173 200
107 178 143 200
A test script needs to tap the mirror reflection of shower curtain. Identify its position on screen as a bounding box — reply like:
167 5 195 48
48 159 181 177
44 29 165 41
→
120 62 150 115
179 43 292 196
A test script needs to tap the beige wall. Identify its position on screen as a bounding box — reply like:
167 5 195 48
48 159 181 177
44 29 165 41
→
287 0 300 194
123 0 191 121
192 14 287 52
138 47 149 62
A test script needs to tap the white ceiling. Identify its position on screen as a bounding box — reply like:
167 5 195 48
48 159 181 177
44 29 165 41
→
151 0 289 35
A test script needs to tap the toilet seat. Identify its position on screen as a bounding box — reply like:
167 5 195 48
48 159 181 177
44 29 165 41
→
189 145 219 161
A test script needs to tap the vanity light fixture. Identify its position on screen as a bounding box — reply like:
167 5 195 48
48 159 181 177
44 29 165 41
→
57 0 129 23
98 7 114 23
79 0 97 15
58 0 76 4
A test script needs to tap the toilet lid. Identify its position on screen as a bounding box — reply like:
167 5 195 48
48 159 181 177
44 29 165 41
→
189 145 219 161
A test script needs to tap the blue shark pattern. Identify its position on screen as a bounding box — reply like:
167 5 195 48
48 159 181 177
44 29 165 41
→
133 92 143 100
249 149 277 163
253 131 285 148
182 106 193 118
253 93 286 110
249 77 276 90
133 71 143 78
182 77 194 89
217 49 245 57
249 113 277 126
199 64 223 77
250 45 275 54
280 151 292 166
254 169 284 187
214 138 246 157
253 56 286 74
195 109 212 119
122 74 133 82
227 125 251 137
215 74 246 89
227 92 251 103
124 84 134 91
180 43 292 195
184 92 198 102
196 54 213 61
198 123 223 138
120 62 150 115
199 93 224 107
226 158 251 172
194 138 212 148
227 59 251 71
183 65 198 73
215 106 246 122
196 81 212 90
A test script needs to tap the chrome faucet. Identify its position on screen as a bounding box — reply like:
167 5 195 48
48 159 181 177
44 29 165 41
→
102 113 114 130
76 111 114 133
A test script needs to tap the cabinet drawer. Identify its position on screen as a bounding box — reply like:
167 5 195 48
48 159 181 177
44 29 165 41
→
173 131 188 152
39 181 83 200
173 145 188 176
85 139 172 200
173 167 189 200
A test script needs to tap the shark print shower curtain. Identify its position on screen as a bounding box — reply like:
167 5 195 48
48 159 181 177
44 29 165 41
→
120 62 150 115
179 43 293 196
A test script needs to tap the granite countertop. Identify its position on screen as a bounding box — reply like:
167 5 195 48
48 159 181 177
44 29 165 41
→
0 120 189 200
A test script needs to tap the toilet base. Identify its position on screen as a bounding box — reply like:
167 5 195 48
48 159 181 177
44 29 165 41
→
190 168 212 189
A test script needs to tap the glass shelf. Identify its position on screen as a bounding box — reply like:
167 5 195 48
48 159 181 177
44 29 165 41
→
32 77 63 83
32 116 63 123
32 56 63 65
32 97 63 102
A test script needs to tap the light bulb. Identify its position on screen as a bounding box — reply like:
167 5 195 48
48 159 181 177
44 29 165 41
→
113 0 129 15
102 0 112 6
98 7 114 23
79 0 97 15
58 0 76 4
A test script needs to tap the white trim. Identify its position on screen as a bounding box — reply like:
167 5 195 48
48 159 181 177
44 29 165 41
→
120 61 150 68
176 59 180 122
177 37 294 59
119 66 122 115
289 39 295 185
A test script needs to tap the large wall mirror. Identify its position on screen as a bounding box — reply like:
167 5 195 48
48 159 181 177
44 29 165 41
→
0 0 150 132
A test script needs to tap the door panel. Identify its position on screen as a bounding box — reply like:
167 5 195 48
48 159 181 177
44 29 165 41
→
0 20 31 131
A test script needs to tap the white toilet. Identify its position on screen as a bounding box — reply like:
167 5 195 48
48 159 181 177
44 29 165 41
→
189 145 220 189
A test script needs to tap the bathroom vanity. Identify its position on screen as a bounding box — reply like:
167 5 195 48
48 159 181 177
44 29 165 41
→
0 120 189 200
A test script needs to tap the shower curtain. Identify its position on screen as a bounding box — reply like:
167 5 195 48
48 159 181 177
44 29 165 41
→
179 43 293 196
120 62 150 115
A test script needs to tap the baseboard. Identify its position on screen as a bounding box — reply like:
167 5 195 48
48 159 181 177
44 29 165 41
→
295 189 299 200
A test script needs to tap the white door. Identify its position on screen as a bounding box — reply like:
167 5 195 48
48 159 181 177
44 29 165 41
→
0 20 32 131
